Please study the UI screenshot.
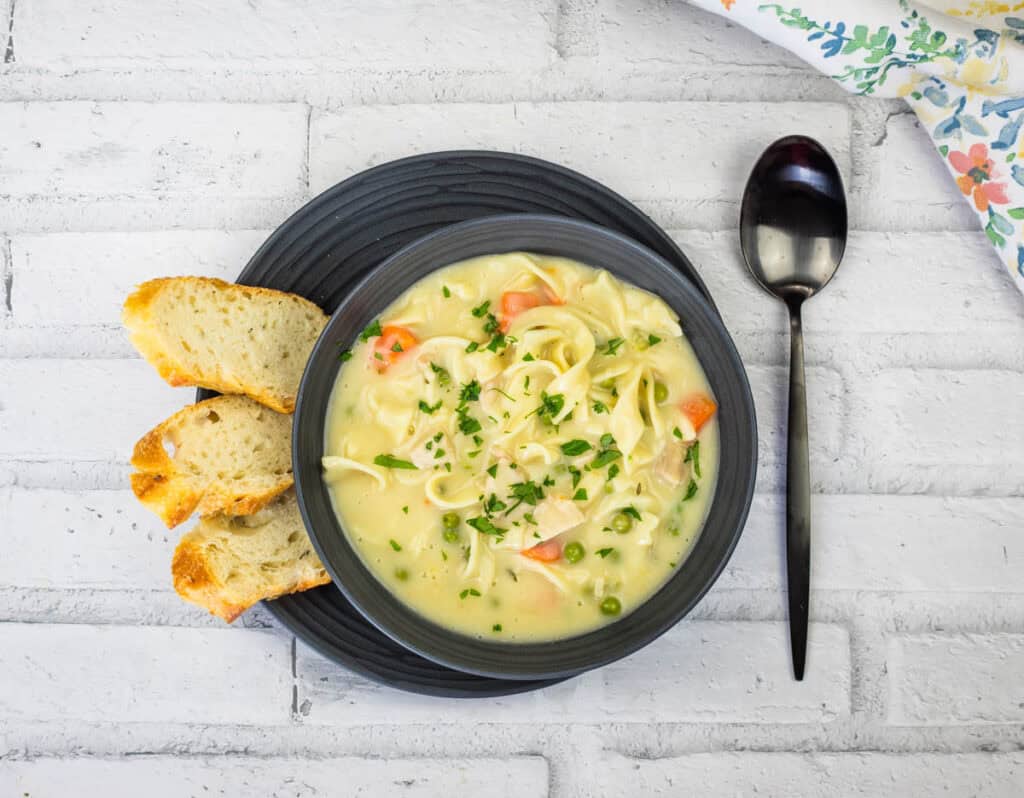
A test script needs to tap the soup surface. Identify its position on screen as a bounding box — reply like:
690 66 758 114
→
323 253 718 641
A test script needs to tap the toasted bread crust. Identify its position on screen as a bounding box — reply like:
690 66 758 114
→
130 396 293 528
123 277 327 413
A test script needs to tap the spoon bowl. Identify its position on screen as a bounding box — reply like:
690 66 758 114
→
739 135 847 680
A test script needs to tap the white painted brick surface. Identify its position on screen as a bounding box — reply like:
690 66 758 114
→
591 752 1024 798
296 622 849 725
596 0 809 70
0 489 171 589
888 634 1024 725
310 102 851 214
0 102 307 198
722 495 1024 593
677 230 1022 335
854 369 1024 493
0 360 190 461
0 623 291 724
17 0 557 71
0 757 549 798
10 230 269 326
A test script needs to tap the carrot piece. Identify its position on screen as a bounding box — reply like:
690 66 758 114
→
521 538 562 562
372 325 418 371
500 291 543 332
680 393 718 431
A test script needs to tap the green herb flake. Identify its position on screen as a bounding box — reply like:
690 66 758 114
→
672 426 683 439
597 547 614 558
467 516 506 536
429 362 451 386
647 334 662 346
338 350 353 362
373 454 418 470
444 462 452 472
459 380 481 403
532 391 565 420
523 512 537 525
572 488 588 501
442 285 451 298
607 463 620 481
603 337 625 356
359 319 382 341
560 439 592 457
418 399 442 414
682 479 698 501
373 351 384 361
542 474 556 488
402 506 409 514
458 410 482 436
522 353 535 362
471 299 491 318
434 448 446 460
391 341 404 353
592 400 608 414
622 506 642 521
486 463 498 479
389 539 402 551
685 440 702 479
485 493 507 515
506 480 545 514
465 341 480 353
568 465 582 490
591 448 622 469
492 623 502 632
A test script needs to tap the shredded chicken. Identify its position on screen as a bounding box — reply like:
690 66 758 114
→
653 441 690 485
533 496 584 542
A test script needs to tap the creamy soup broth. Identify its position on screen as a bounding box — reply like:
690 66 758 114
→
323 253 718 641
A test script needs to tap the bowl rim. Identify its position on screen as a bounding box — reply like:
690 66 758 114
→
293 213 757 680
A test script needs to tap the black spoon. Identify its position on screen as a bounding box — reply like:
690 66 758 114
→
739 135 847 680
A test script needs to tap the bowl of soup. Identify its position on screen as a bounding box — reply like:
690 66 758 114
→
293 214 757 680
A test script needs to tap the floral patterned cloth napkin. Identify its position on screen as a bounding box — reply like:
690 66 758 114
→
690 0 1024 295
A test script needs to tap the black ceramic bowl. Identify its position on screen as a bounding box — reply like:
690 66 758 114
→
293 214 757 680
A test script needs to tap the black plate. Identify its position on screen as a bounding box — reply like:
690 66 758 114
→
207 151 722 697
294 215 757 680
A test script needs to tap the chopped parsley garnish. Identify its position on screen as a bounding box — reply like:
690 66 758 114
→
459 588 482 599
682 479 699 501
359 319 382 341
465 341 479 353
471 299 491 318
467 516 506 536
592 400 608 414
672 426 683 439
506 480 544 514
430 362 451 386
597 547 614 558
493 388 515 402
560 439 592 457
542 474 556 487
685 440 702 479
484 493 507 515
522 353 535 362
457 407 482 435
523 512 537 525
485 331 508 352
591 435 622 469
486 463 498 479
603 337 625 356
418 399 442 414
442 285 451 298
434 448 446 459
459 380 481 403
530 391 565 421
391 341 404 352
402 506 409 514
389 539 402 551
467 450 481 458
492 623 502 632
444 462 451 472
600 433 615 448
483 313 500 335
433 432 444 442
338 350 353 362
621 506 642 521
472 434 483 446
568 465 582 489
648 334 662 346
572 488 588 501
607 463 620 481
373 454 418 470
373 352 384 361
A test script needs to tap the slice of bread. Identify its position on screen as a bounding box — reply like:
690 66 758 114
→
131 395 294 528
172 490 330 622
123 277 328 413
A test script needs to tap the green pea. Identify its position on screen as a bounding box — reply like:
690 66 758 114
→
564 542 585 564
442 511 460 529
611 512 632 534
600 596 622 616
443 528 460 544
395 568 409 581
653 382 669 403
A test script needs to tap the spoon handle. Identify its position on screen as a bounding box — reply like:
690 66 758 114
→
786 301 811 681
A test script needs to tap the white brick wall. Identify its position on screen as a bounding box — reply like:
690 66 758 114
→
0 756 550 798
1 0 1023 793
